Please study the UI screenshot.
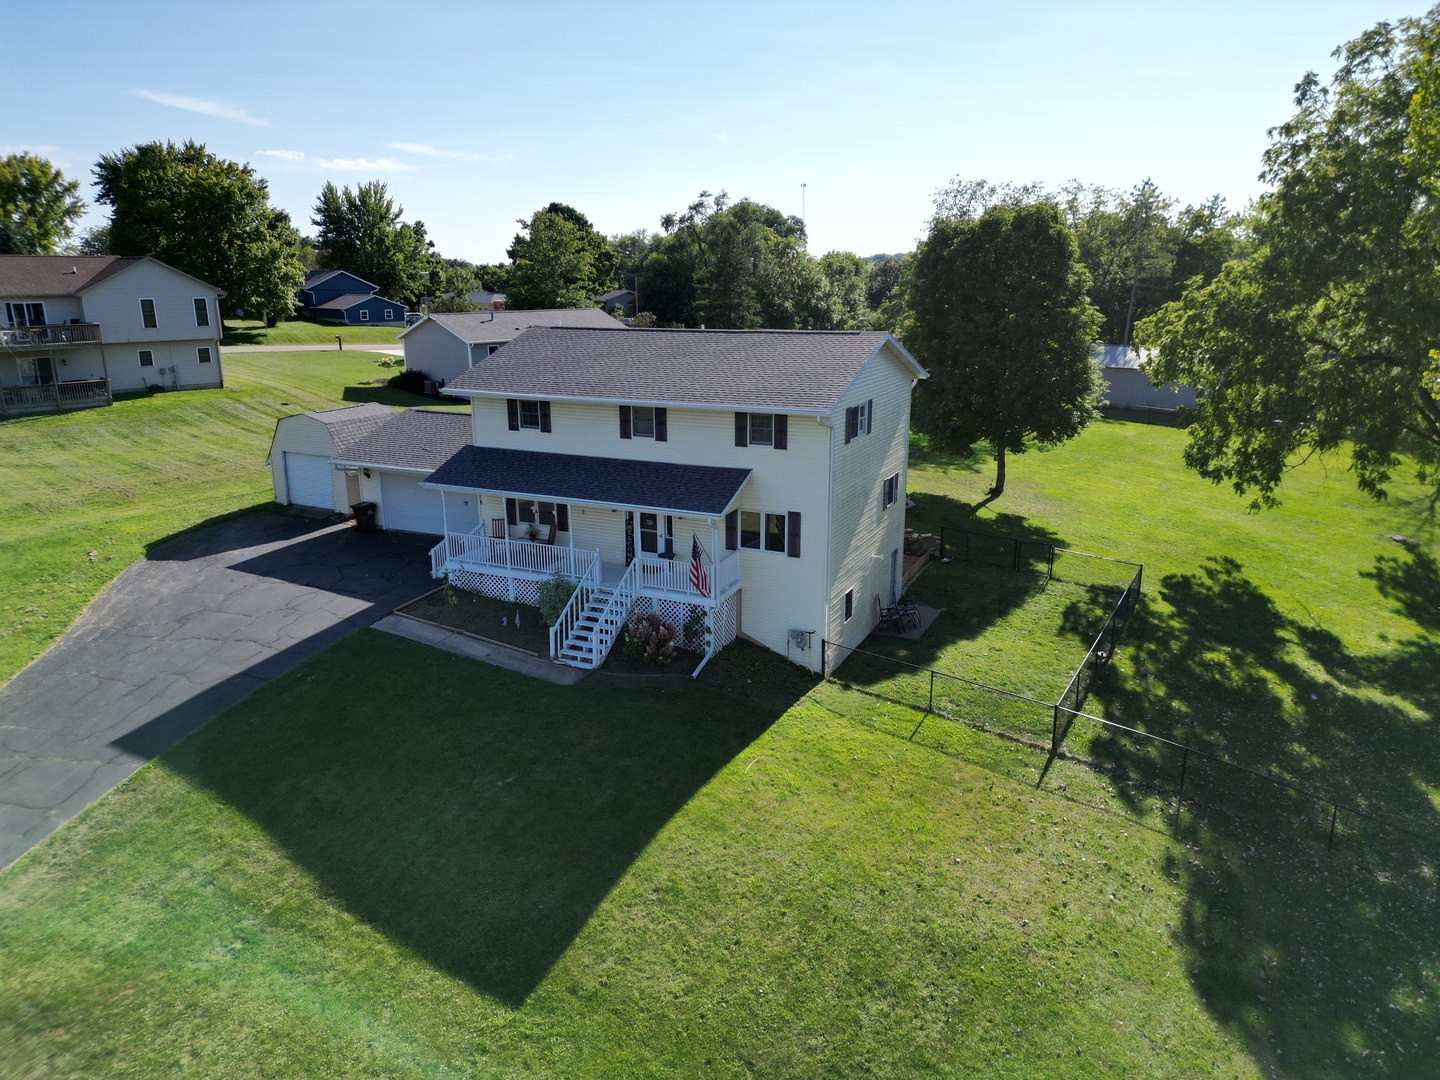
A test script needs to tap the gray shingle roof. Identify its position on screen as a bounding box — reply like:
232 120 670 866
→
315 292 399 311
305 403 396 452
424 445 751 516
407 307 622 344
444 326 920 413
332 409 473 471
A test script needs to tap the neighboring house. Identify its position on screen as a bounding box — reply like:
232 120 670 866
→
266 402 397 512
265 326 927 675
399 308 624 387
297 269 406 325
0 255 224 417
465 290 506 310
1096 345 1196 412
595 288 634 316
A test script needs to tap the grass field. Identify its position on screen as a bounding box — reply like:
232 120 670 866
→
220 318 404 347
0 349 461 683
2 396 1437 1074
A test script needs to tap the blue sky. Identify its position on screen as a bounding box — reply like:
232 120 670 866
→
4 1 1414 263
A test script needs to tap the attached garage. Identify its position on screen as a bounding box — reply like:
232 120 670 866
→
379 471 445 534
266 403 396 512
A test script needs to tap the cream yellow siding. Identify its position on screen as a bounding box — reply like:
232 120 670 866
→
824 342 918 660
467 394 831 664
268 415 348 511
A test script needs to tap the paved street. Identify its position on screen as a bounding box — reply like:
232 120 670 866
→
0 512 436 869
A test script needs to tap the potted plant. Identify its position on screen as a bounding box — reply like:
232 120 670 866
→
525 523 540 541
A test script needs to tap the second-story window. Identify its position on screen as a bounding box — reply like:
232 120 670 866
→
140 298 158 329
193 298 209 327
5 302 46 326
520 400 540 428
845 400 872 443
619 404 667 441
633 406 656 438
733 411 788 449
508 397 553 432
749 413 773 446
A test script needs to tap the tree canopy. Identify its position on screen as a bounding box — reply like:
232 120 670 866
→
311 181 434 307
905 200 1103 499
94 141 304 321
504 205 613 309
0 153 85 254
1140 8 1440 506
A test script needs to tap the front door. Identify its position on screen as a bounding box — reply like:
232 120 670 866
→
625 511 635 565
639 512 659 555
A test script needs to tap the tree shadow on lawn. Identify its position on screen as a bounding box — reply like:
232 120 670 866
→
1080 556 1440 1075
158 632 813 1009
342 384 457 409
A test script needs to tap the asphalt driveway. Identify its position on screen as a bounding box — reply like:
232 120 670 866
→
0 512 437 870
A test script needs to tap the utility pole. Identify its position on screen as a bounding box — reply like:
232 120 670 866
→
801 183 807 228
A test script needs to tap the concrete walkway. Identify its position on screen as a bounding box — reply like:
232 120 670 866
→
223 343 403 354
375 614 588 685
0 512 436 870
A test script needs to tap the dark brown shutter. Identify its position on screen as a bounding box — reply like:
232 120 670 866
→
557 504 569 531
773 413 787 450
866 399 873 434
725 510 738 550
619 404 632 438
506 498 518 526
844 406 856 444
507 398 519 430
734 412 748 447
655 407 667 442
539 400 552 433
787 511 801 558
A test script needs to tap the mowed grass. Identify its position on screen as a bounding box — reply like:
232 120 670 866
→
0 349 459 683
0 632 1269 1078
220 318 404 347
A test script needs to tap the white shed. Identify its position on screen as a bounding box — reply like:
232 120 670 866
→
400 308 624 387
266 403 396 512
1096 345 1196 412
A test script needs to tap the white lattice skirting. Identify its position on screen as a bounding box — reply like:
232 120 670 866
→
446 569 541 607
629 591 740 653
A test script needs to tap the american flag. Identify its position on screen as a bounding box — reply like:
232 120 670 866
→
689 534 710 598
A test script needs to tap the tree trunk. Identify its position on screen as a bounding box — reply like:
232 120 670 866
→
992 445 1006 497
1122 277 1139 347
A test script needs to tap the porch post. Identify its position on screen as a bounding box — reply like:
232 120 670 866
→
441 489 450 536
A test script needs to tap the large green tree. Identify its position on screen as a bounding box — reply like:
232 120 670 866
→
94 141 304 322
0 153 85 254
505 208 607 309
1141 8 1440 506
906 201 1103 500
311 181 434 307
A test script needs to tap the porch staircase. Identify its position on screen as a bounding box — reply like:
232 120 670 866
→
556 587 624 667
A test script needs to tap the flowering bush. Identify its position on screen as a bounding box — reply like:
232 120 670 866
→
623 611 680 666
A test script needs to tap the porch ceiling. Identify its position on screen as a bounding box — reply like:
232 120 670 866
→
422 445 751 517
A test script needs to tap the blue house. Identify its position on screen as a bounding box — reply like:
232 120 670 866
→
297 270 407 325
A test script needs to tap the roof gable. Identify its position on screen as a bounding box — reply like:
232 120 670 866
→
401 307 622 344
331 409 472 471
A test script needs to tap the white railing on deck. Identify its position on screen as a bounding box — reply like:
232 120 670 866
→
428 526 598 581
715 549 740 598
590 558 641 665
0 323 102 348
548 559 601 659
632 551 741 604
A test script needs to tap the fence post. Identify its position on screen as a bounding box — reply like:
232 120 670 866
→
1328 804 1338 850
820 638 827 679
1013 538 1020 572
939 526 945 560
1051 705 1060 755
1048 546 1055 582
1178 746 1189 794
928 669 935 713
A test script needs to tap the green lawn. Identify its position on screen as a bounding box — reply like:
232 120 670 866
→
221 318 405 347
2 408 1437 1075
0 349 461 683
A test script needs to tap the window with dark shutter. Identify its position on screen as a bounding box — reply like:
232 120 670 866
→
787 511 801 558
734 412 748 447
845 406 857 443
655 407 667 442
725 510 738 550
539 400 552 433
866 399 874 435
619 404 632 438
507 399 519 430
139 298 157 329
506 498 518 525
845 589 854 622
773 413 787 450
193 298 209 327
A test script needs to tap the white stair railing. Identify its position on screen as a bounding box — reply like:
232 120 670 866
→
585 559 641 666
548 557 601 659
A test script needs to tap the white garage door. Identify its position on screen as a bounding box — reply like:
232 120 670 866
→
381 471 445 534
284 452 334 509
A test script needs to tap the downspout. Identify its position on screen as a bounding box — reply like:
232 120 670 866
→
691 518 722 679
817 412 837 676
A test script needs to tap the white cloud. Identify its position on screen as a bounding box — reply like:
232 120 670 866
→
717 132 729 145
389 141 502 165
254 149 411 172
0 144 61 155
133 88 268 127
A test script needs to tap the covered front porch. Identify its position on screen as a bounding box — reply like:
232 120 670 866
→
421 444 751 670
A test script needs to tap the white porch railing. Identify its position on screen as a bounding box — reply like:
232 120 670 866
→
548 560 602 659
631 549 742 606
429 527 599 581
0 322 102 349
0 378 111 418
591 558 641 664
715 549 741 598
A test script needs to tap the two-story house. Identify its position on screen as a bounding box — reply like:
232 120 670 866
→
297 269 406 325
268 326 926 673
0 255 225 416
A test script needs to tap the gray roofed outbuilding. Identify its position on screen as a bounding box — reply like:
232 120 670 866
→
402 307 623 344
332 409 473 472
443 326 925 413
424 445 751 517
